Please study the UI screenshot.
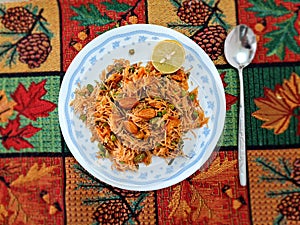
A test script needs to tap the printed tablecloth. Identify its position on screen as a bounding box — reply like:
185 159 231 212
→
0 0 300 224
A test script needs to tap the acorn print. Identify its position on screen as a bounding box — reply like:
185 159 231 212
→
70 40 83 52
277 193 300 221
92 199 131 225
49 202 62 215
128 14 138 24
69 27 90 52
17 33 52 68
1 6 35 33
232 196 246 210
177 0 213 26
122 11 139 25
40 190 50 204
192 25 227 60
222 185 233 198
77 27 90 41
254 18 267 33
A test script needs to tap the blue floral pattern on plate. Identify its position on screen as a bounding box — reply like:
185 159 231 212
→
58 24 225 191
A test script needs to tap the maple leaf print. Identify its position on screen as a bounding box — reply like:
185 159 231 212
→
277 72 300 109
10 80 56 121
0 90 16 123
253 72 300 135
220 72 238 110
252 87 293 135
0 116 41 150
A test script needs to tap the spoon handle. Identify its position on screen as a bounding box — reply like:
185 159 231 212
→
238 68 247 186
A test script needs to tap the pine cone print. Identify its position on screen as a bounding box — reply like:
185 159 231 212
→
1 7 35 33
192 25 227 60
292 158 300 185
92 199 131 225
17 33 52 68
277 193 300 221
114 188 141 198
177 0 212 26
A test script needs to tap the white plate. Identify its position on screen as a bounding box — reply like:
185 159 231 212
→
58 24 226 191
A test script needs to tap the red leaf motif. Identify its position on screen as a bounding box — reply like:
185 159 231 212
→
226 93 238 111
11 80 56 121
220 71 238 110
0 117 41 150
220 72 228 88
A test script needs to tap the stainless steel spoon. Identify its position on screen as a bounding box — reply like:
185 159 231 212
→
224 24 257 186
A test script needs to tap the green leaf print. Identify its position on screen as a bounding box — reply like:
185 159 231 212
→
101 0 132 12
264 14 300 59
246 0 290 17
70 3 114 26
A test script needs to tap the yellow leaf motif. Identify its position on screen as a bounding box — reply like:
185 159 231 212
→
0 204 8 222
190 185 211 221
168 157 237 223
192 157 237 182
278 72 300 109
0 90 16 123
11 163 58 188
252 72 300 134
7 188 31 225
168 184 181 218
174 200 191 220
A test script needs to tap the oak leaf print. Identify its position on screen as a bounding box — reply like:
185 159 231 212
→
0 163 61 225
0 90 16 123
168 156 240 223
168 184 182 218
7 189 29 225
175 200 191 220
0 116 41 150
11 80 56 121
192 157 237 182
11 163 58 188
252 72 300 135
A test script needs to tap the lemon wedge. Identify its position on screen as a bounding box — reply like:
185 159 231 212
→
151 40 185 74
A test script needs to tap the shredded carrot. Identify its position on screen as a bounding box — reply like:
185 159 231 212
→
71 60 209 171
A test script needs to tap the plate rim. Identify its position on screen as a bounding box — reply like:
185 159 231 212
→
58 24 226 191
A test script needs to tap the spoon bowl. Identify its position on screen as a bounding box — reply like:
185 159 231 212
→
224 25 257 186
225 25 257 69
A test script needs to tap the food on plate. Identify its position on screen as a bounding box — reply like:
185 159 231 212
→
70 57 208 171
